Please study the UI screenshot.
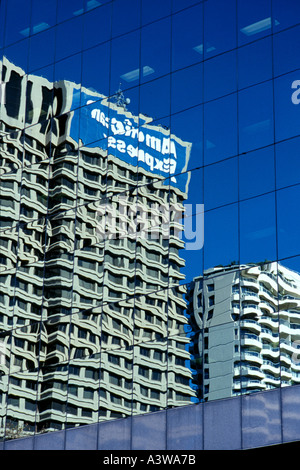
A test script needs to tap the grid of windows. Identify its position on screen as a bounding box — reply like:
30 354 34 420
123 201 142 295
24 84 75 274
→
0 0 300 443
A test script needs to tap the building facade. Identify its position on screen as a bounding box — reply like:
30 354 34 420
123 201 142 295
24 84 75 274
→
0 0 300 450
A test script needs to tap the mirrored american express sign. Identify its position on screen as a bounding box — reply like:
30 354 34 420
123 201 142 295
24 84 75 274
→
71 90 192 194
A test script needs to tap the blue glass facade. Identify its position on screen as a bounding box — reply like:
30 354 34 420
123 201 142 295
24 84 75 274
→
1 0 300 450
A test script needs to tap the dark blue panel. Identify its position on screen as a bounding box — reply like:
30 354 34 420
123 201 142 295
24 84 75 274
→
274 71 300 142
238 37 272 89
237 0 272 46
238 82 274 154
204 0 236 58
239 146 275 200
204 50 237 102
204 94 238 165
276 137 300 190
239 192 277 265
204 203 239 270
277 185 300 260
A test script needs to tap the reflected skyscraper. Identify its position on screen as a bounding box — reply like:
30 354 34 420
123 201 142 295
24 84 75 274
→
188 262 300 402
0 56 196 438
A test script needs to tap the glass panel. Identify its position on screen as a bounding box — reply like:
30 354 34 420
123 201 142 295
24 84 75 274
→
239 193 277 265
111 31 140 95
239 146 275 200
171 63 203 115
237 0 272 46
238 82 274 154
28 28 56 73
275 137 300 190
273 25 300 78
238 37 272 90
203 203 239 272
140 75 170 121
54 54 82 92
277 185 300 260
204 94 238 165
204 50 236 102
274 71 300 143
82 3 112 51
272 0 300 32
141 17 171 83
100 297 134 422
57 0 84 23
3 39 29 75
4 0 31 46
133 294 168 416
112 0 141 38
204 157 238 211
31 0 57 33
204 0 236 58
141 0 171 26
82 43 110 98
239 263 280 395
55 16 83 62
171 4 203 72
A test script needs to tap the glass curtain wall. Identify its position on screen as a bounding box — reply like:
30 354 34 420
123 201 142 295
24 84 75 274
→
0 0 300 441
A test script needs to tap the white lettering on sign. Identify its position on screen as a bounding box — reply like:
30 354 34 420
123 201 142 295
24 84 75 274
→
87 100 178 178
291 80 300 104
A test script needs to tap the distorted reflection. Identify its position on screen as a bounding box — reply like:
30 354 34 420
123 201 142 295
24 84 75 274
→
188 262 300 401
0 3 299 441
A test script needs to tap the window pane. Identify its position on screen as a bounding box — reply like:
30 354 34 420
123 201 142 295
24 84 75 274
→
31 0 57 32
276 137 300 190
277 185 300 260
238 37 272 89
82 42 110 97
4 0 31 46
28 28 55 72
239 146 275 200
273 25 300 78
111 30 140 95
238 82 274 154
272 0 300 32
171 105 203 172
204 50 236 102
171 63 203 114
141 17 171 83
204 0 236 58
112 0 140 38
172 4 203 71
57 0 84 23
55 16 83 62
204 157 238 211
274 71 300 142
82 3 112 50
240 193 277 265
204 94 237 165
204 203 239 271
141 0 171 25
140 75 170 122
238 0 272 46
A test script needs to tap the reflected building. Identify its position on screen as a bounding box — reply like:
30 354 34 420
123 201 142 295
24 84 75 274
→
0 56 196 438
188 262 300 402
